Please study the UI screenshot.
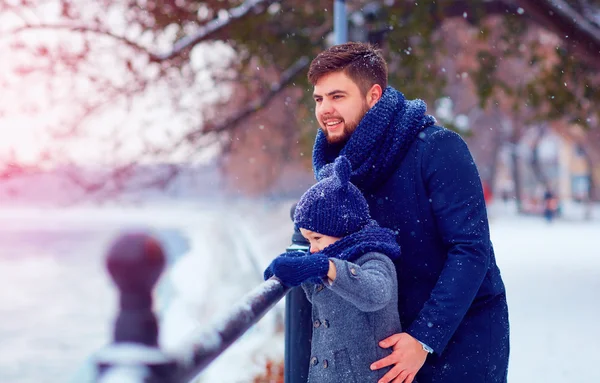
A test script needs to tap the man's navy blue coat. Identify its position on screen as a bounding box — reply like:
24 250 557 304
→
313 87 510 382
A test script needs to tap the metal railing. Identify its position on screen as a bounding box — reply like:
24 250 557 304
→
91 207 312 383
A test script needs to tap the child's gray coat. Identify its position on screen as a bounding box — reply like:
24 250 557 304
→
302 251 401 383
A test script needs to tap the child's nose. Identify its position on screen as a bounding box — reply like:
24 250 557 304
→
309 245 318 253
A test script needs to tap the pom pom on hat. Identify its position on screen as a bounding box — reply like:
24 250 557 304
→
316 162 334 181
334 154 351 188
294 156 370 237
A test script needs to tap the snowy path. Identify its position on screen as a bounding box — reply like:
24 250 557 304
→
491 216 600 382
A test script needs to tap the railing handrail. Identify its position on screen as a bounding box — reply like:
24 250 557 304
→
92 227 305 383
170 277 289 382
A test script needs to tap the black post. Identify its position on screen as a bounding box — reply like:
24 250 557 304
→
284 204 312 383
94 233 176 383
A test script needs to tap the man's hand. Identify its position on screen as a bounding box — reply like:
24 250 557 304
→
370 333 428 383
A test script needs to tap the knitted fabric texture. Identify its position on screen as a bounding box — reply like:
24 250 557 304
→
294 156 370 237
263 250 306 280
264 220 401 287
313 86 437 191
312 219 401 264
266 253 330 287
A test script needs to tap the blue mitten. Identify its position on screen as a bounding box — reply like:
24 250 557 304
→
263 250 307 280
269 253 330 287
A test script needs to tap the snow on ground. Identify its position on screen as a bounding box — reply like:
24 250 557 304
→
488 204 600 382
0 223 119 383
159 200 293 383
0 199 294 383
1 199 599 382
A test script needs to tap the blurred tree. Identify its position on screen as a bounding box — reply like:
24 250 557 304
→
0 0 598 199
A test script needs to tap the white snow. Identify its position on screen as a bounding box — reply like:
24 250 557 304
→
488 203 600 382
0 199 599 382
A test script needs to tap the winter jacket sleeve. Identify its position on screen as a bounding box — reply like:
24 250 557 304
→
301 282 314 303
326 252 396 312
407 128 491 355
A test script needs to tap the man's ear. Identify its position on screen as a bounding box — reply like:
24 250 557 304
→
367 84 383 107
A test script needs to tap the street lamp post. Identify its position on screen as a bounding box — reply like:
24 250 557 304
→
334 0 348 44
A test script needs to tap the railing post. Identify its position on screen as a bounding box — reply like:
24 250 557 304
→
284 204 312 383
94 233 176 382
90 214 314 382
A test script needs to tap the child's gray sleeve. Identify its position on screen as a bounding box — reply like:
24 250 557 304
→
327 253 397 312
300 282 314 303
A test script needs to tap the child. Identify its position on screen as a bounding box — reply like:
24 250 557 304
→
264 156 402 383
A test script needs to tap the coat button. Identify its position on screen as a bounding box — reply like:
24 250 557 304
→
313 320 321 328
323 359 329 368
310 357 318 366
350 268 357 276
316 284 324 292
323 319 329 328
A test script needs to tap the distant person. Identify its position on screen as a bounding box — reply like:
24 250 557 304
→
264 156 403 383
307 42 509 383
482 180 493 206
543 189 559 222
502 189 510 204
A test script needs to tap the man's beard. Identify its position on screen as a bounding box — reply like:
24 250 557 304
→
323 102 370 145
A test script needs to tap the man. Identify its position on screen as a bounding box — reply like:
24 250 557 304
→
307 42 509 383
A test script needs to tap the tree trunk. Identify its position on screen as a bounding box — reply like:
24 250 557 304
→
488 128 504 194
529 125 550 190
509 143 524 213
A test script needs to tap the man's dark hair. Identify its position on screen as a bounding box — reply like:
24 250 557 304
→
307 42 388 95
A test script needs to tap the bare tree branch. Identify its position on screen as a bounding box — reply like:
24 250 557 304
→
514 0 600 67
153 0 280 61
65 162 133 194
184 55 309 144
156 0 600 70
6 23 158 60
394 0 600 68
177 16 331 146
2 1 277 64
7 0 598 70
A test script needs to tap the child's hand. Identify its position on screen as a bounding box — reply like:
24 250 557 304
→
263 251 308 280
267 253 330 287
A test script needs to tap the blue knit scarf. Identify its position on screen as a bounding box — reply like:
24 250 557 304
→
312 86 436 192
314 220 401 264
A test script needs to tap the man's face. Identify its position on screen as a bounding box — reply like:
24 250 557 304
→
313 71 374 144
300 228 341 253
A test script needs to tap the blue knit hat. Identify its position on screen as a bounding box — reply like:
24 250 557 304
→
294 156 370 237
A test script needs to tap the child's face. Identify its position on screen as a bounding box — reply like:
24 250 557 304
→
300 228 341 253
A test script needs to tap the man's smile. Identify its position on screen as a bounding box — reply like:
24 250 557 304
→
324 119 343 131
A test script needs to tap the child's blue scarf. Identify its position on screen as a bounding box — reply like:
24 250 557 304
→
314 220 401 264
312 86 436 192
